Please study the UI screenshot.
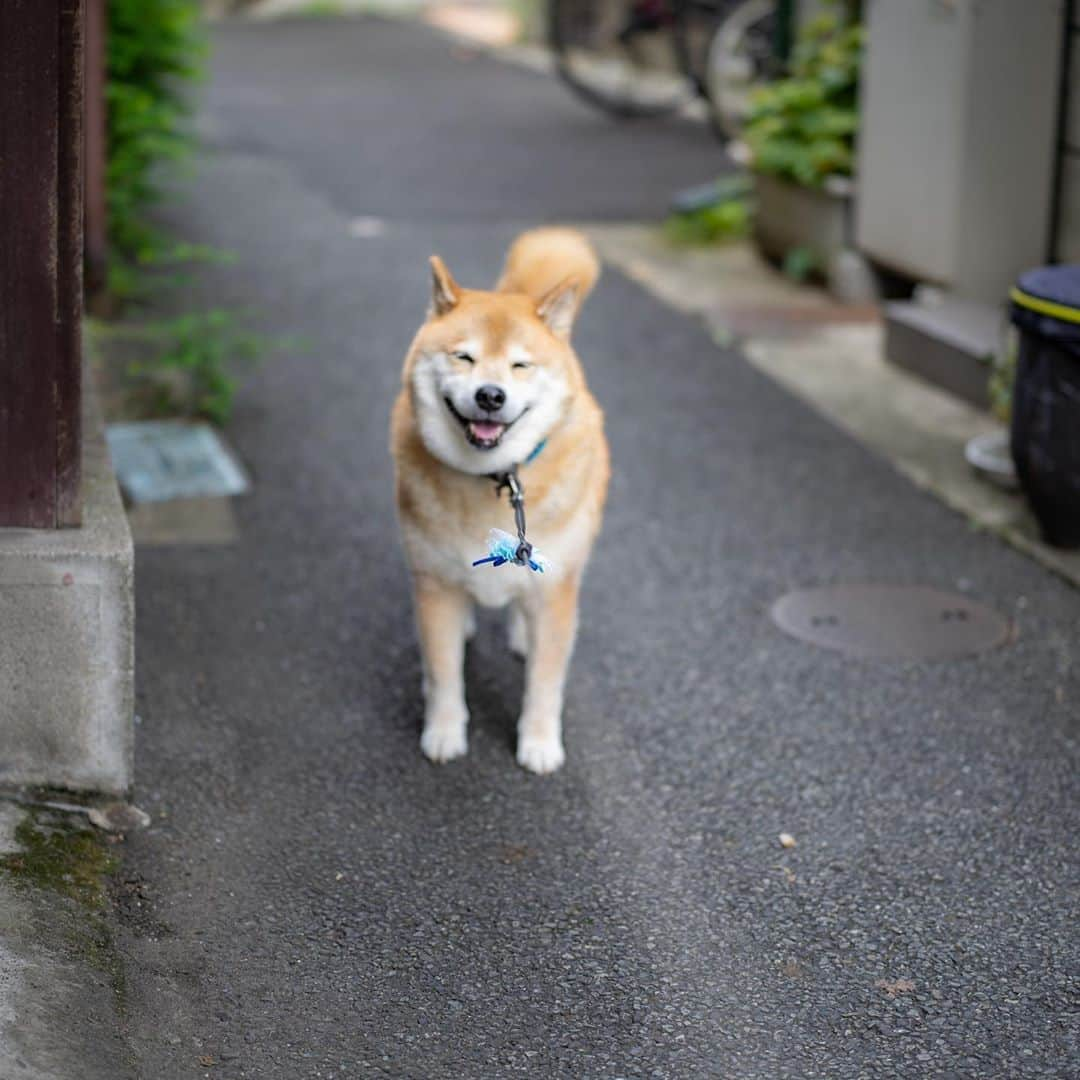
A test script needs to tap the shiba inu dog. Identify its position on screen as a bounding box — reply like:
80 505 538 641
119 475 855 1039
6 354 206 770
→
391 228 610 774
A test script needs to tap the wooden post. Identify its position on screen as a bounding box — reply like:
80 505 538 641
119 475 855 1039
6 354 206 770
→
0 0 84 528
84 0 107 295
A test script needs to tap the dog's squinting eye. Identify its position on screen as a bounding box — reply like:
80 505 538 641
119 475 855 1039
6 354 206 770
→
512 361 532 370
453 351 475 364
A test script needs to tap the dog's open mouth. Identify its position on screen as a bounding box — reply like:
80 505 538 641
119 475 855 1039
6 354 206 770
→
444 398 525 450
464 419 506 449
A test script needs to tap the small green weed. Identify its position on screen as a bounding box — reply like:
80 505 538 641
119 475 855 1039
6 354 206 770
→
665 176 754 246
665 198 752 246
782 246 821 282
107 238 238 307
988 330 1018 424
103 309 290 425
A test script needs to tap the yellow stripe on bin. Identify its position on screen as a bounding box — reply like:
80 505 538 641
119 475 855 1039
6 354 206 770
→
1010 286 1080 325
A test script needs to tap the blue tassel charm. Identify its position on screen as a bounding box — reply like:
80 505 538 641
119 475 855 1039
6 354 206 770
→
472 528 549 574
473 459 548 573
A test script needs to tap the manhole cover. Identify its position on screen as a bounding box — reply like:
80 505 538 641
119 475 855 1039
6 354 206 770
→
770 585 1012 659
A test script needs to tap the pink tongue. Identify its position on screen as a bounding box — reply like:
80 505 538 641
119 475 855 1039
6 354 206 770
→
470 421 504 440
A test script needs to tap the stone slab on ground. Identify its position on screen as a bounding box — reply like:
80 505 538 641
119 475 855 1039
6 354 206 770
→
885 297 1001 409
124 497 240 548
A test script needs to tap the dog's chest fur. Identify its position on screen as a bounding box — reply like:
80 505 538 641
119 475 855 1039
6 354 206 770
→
396 421 605 607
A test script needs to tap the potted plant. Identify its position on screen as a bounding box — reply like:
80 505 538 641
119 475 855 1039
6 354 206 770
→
741 4 863 287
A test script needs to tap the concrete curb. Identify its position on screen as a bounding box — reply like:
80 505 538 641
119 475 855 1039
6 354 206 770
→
0 379 135 795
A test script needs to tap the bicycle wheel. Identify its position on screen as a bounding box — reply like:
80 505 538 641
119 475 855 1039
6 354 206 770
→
702 0 781 139
550 0 696 118
672 0 729 99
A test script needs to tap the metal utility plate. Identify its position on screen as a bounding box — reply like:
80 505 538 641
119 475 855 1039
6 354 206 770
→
770 585 1012 660
106 421 249 504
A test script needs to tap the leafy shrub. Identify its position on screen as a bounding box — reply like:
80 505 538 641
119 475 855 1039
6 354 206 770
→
102 2 279 425
106 0 205 264
743 5 862 188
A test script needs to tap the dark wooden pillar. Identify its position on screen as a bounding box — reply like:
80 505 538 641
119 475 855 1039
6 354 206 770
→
84 0 107 295
0 0 84 527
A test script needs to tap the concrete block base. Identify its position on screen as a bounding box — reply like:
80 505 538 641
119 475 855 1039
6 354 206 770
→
885 298 1000 410
0 387 134 794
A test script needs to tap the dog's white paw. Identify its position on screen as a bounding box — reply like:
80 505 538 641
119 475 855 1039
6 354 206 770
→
516 734 565 775
421 725 468 763
421 714 468 763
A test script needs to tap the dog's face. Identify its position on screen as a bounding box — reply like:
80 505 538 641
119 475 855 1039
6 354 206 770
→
407 257 583 475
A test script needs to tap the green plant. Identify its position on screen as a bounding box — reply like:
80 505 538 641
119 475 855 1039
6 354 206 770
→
102 2 281 424
743 4 862 188
106 240 238 308
665 196 752 246
988 330 1018 424
106 0 205 266
782 246 820 281
118 309 282 425
664 175 753 246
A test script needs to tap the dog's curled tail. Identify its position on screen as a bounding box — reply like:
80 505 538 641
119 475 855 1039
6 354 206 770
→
496 228 600 313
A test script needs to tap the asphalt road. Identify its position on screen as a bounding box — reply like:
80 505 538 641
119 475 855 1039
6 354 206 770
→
114 16 1080 1079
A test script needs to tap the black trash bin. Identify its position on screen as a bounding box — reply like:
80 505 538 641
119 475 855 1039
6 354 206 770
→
1009 265 1080 549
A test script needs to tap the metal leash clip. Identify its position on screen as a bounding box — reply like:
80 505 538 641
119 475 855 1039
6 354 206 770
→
473 465 548 573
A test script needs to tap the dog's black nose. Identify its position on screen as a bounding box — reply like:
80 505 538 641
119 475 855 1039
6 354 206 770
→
475 384 506 413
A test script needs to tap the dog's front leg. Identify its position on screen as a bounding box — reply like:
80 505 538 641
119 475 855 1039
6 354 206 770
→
517 575 580 774
414 574 471 763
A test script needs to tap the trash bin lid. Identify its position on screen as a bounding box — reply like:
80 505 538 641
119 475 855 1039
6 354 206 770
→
1011 265 1080 345
1012 264 1080 324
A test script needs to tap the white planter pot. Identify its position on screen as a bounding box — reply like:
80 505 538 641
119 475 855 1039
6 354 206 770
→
752 172 877 302
753 171 854 266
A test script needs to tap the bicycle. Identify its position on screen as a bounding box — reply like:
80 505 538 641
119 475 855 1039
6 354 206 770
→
549 0 787 139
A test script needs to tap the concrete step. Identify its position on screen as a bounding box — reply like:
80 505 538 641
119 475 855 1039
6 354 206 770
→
884 297 1004 409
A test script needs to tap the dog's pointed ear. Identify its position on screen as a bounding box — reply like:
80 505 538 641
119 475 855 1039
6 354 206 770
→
429 256 460 317
536 278 579 340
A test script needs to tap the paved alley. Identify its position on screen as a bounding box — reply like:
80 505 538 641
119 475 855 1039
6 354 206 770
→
114 16 1079 1079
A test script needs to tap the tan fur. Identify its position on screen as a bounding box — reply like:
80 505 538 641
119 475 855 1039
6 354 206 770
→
497 227 600 316
391 228 609 773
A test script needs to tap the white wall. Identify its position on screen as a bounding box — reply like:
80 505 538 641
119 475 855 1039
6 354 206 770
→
856 0 1064 301
1057 22 1080 260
